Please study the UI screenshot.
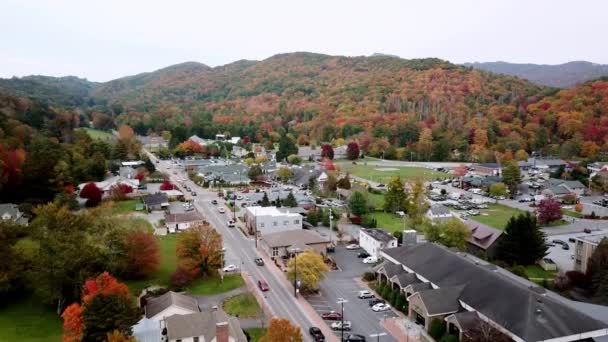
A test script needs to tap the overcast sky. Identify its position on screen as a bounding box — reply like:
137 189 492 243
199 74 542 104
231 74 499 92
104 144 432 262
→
1 0 606 82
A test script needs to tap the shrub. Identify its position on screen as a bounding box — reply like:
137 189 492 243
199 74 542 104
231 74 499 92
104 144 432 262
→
80 182 102 206
170 266 194 289
389 289 399 306
362 272 377 282
429 319 446 340
565 270 590 288
510 265 529 279
439 335 459 342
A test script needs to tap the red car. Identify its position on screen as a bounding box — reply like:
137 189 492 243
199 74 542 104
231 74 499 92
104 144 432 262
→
321 311 342 320
258 279 269 292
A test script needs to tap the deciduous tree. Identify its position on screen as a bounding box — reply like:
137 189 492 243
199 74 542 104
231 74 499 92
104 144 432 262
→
348 191 368 216
537 195 563 224
119 231 160 279
384 177 408 213
277 167 293 182
321 144 334 160
248 165 263 181
346 142 360 160
501 161 521 199
159 180 174 191
176 223 223 277
287 250 329 292
259 318 303 342
489 183 508 202
79 182 102 206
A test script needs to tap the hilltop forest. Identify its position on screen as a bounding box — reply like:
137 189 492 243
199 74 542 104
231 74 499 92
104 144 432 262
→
1 52 608 180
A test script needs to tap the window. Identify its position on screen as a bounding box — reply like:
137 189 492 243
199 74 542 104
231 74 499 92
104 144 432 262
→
294 220 300 224
176 340 182 342
273 221 278 226
194 338 199 342
272 247 279 257
284 220 289 225
260 223 265 228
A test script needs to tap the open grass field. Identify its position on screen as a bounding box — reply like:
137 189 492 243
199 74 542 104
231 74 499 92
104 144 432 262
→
525 265 557 280
187 274 244 295
468 203 525 230
563 209 583 218
341 164 449 183
110 199 142 215
364 212 407 233
350 183 385 209
222 293 261 318
78 127 115 141
244 328 267 342
0 296 62 342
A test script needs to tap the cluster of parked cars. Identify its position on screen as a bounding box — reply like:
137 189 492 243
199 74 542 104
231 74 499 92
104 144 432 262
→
350 247 378 264
549 239 570 250
182 201 195 211
592 198 608 207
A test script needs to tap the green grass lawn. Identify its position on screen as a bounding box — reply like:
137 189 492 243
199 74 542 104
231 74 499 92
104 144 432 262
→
244 328 267 342
351 184 385 209
124 234 178 295
541 219 569 227
110 199 142 215
187 274 244 295
364 212 407 233
525 265 557 280
468 203 525 230
222 293 261 318
341 164 449 183
78 127 115 141
563 209 583 218
0 296 62 342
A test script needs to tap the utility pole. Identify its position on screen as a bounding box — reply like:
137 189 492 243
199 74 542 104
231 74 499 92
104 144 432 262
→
370 333 387 342
337 298 348 341
329 208 333 246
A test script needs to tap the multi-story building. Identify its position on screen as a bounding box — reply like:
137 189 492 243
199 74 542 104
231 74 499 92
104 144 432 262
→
243 206 302 236
359 228 398 259
574 233 608 273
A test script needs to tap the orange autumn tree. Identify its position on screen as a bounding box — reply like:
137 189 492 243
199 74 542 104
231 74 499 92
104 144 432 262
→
176 223 223 277
61 272 135 342
259 318 303 342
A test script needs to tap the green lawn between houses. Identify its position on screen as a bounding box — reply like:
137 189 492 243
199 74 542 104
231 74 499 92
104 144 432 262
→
77 127 115 141
222 293 262 318
0 297 62 342
467 203 525 230
340 164 449 184
364 212 408 234
110 199 142 215
244 328 267 342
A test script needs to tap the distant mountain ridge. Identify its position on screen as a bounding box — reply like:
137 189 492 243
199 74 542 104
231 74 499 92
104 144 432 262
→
464 61 608 88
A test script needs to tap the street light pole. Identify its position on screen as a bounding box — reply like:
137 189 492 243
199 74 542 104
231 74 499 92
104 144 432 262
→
290 247 301 298
370 333 387 342
337 298 348 342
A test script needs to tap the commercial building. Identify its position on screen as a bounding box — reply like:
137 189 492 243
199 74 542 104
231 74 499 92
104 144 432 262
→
243 206 303 235
359 228 398 259
260 229 329 258
574 233 608 273
165 211 206 233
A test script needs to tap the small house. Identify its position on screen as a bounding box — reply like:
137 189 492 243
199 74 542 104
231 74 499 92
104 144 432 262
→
142 192 169 211
165 211 205 233
359 228 397 259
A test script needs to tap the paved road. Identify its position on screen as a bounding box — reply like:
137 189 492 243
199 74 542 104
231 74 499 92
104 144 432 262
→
148 154 321 342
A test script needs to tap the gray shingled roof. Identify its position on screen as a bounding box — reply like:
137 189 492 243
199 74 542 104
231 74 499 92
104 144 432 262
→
142 192 169 207
362 228 396 243
165 310 247 342
416 286 464 315
429 204 450 216
376 262 404 279
383 243 608 341
262 230 327 248
448 311 481 332
145 291 199 318
391 273 419 288
467 224 503 250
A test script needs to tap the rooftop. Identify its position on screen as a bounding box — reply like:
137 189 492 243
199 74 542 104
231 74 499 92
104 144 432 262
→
245 206 301 217
164 310 247 342
361 228 396 243
165 211 205 224
576 233 608 246
262 229 328 248
145 291 199 318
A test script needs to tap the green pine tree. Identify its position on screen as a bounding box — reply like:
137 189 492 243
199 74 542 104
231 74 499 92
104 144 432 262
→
496 213 548 265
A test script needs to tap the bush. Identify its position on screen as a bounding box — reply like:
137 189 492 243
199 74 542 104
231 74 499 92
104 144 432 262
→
439 335 459 342
511 265 529 280
170 266 194 289
389 289 399 306
566 270 590 288
429 319 446 340
395 294 407 313
362 272 377 282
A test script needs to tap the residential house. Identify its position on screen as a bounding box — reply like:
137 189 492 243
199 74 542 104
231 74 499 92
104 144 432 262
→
78 175 139 193
548 178 586 197
297 145 322 161
528 157 567 172
231 146 249 158
465 224 503 259
426 204 453 221
317 172 329 189
243 206 302 235
119 166 137 180
188 135 213 146
164 310 247 342
461 175 501 190
334 145 347 159
359 228 398 259
138 135 168 150
0 203 28 225
473 163 502 176
542 185 574 200
144 291 200 321
378 243 608 342
291 166 322 188
142 192 170 211
165 210 206 233
588 162 608 174
574 233 608 273
260 229 330 259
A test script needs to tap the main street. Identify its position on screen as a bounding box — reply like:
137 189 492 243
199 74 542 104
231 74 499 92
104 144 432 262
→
147 152 329 342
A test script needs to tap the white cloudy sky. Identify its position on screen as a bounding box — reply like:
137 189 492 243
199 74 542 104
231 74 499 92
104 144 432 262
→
0 0 606 81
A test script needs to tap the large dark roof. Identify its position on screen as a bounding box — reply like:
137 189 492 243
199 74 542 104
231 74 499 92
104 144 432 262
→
417 286 464 315
383 243 607 341
142 192 168 207
361 228 396 243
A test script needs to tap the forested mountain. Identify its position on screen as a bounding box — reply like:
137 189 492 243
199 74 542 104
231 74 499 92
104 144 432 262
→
2 52 608 163
464 61 608 88
0 75 97 107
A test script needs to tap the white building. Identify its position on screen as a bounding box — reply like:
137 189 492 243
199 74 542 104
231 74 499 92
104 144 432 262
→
426 204 453 221
359 228 398 259
165 211 205 233
244 206 302 236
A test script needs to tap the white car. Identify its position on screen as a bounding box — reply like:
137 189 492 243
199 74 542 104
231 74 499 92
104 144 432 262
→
371 303 391 312
346 244 360 250
223 264 237 273
357 290 374 299
236 195 244 200
330 321 352 331
363 256 378 264
218 207 226 214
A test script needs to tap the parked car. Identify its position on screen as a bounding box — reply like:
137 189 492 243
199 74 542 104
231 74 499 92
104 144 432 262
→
357 290 374 299
368 298 385 307
562 244 570 250
552 239 566 245
227 220 235 228
308 327 325 341
191 191 197 196
236 195 244 200
258 279 269 292
321 311 342 320
371 303 391 312
569 238 576 243
346 244 360 250
330 321 352 331
254 257 265 266
357 252 370 258
223 264 237 273
211 199 218 205
376 183 386 188
345 334 366 342
363 256 378 264
218 207 226 214
584 228 592 233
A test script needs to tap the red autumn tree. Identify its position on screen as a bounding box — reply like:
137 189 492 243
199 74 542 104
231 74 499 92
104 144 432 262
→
322 158 336 171
0 145 26 189
160 180 174 190
135 173 145 181
109 183 133 201
259 318 303 342
346 142 360 160
81 272 130 304
537 195 563 225
122 231 160 278
170 266 195 288
61 303 84 342
321 144 334 160
80 182 102 206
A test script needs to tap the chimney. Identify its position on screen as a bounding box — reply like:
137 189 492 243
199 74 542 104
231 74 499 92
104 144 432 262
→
216 322 229 342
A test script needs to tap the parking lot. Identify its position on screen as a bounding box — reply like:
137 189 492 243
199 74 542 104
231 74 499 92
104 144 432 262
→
313 246 398 342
